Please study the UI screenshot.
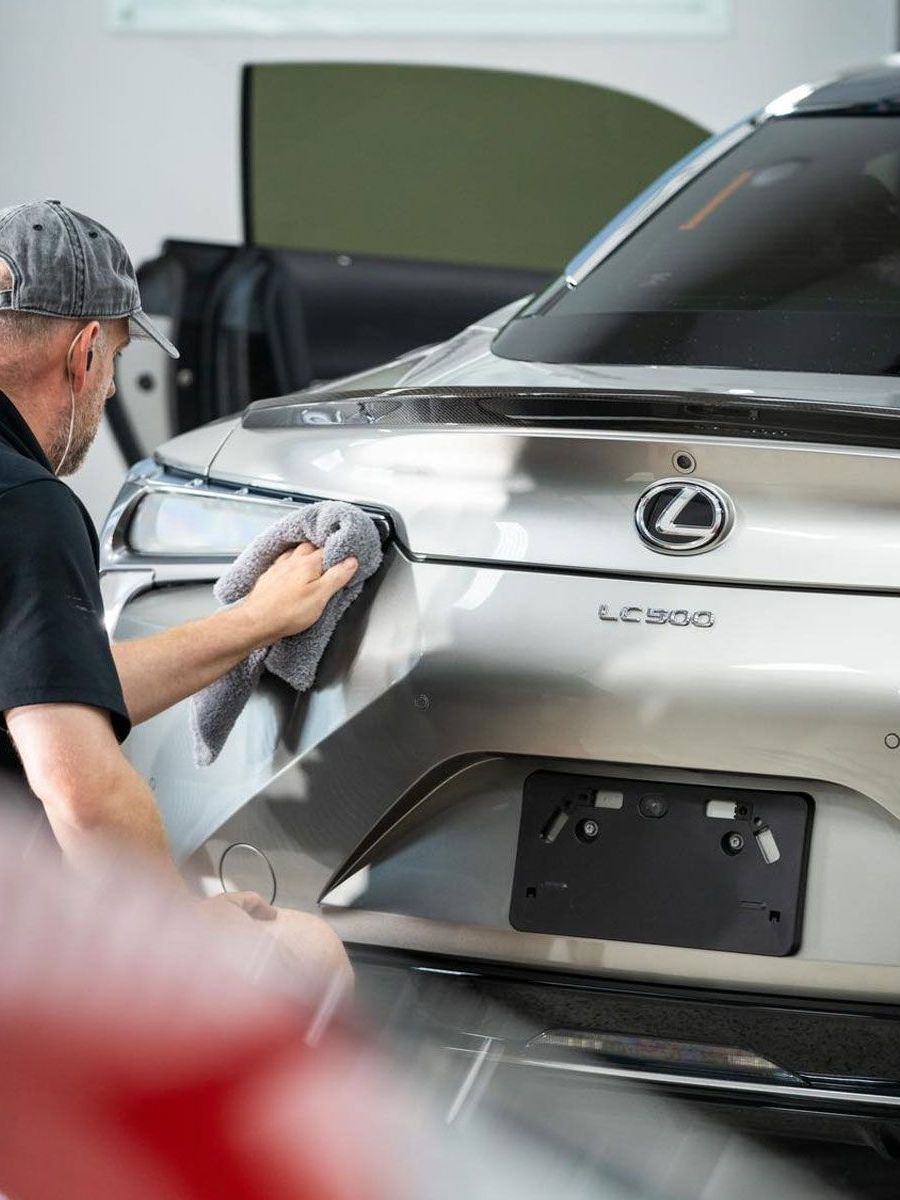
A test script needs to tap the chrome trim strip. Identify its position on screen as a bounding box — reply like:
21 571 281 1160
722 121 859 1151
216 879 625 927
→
505 1054 900 1109
566 121 755 287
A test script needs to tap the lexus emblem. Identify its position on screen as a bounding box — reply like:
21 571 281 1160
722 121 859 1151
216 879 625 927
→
635 478 734 555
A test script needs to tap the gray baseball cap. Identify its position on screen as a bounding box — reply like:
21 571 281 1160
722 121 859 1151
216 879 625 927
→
0 199 179 358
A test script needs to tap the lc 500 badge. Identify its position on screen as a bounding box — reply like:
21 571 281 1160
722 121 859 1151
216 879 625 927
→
599 605 715 628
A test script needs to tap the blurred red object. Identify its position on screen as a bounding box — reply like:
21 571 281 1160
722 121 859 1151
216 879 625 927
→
0 819 411 1200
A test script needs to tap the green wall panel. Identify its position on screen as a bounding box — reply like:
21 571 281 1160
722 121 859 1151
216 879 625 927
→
245 63 708 273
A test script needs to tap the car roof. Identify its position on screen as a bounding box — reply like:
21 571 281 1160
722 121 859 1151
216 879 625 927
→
784 55 900 115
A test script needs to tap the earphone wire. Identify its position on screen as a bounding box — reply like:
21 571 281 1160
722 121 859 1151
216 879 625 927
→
54 382 76 476
55 329 87 475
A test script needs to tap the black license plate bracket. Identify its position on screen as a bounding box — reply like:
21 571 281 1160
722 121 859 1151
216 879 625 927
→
510 771 812 956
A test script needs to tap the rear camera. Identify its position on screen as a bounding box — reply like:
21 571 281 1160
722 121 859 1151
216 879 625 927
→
722 831 745 855
639 794 668 819
673 451 696 474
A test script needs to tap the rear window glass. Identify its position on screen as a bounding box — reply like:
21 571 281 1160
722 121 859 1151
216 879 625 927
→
494 116 900 375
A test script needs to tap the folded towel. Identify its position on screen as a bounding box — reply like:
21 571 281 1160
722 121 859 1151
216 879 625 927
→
190 500 383 766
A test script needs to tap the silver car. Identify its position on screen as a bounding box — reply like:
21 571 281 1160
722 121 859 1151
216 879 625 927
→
101 60 900 1146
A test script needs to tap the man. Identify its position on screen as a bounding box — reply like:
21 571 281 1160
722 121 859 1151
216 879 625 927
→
0 200 356 922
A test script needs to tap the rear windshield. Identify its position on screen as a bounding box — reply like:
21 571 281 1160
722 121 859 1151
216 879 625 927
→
494 116 900 375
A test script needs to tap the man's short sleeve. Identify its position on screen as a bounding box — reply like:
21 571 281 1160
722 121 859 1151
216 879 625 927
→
0 479 131 741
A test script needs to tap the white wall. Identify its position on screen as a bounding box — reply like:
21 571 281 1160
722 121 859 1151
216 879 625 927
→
0 0 896 522
2 0 895 266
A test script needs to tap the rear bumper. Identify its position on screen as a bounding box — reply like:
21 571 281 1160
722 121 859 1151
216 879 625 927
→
116 552 900 999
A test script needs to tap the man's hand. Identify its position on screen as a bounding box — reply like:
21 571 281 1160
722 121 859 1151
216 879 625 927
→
222 890 278 918
207 891 277 920
200 891 278 935
113 542 360 725
241 543 359 648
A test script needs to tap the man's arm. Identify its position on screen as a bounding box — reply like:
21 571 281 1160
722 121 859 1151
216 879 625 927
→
112 543 358 726
5 702 176 876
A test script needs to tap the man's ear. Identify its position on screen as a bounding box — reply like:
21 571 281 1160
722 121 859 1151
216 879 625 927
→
67 321 101 394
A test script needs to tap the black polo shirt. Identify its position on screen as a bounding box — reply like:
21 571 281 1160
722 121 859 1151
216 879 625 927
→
0 390 130 783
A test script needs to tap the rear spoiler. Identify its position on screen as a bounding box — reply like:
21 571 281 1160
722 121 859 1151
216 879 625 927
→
243 384 900 450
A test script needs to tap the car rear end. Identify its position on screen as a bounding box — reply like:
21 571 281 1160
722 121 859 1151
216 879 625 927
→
100 72 900 1148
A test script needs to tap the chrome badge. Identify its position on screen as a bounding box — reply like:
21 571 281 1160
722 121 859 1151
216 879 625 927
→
635 479 734 555
598 605 715 628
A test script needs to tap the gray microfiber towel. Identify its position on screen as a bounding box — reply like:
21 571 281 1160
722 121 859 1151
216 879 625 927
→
190 500 383 766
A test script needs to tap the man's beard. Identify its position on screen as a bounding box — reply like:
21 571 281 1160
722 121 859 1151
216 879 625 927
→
47 390 105 476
